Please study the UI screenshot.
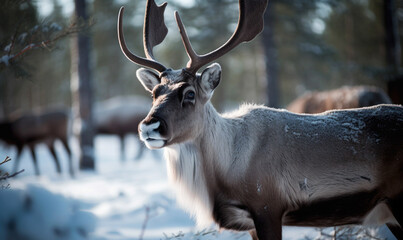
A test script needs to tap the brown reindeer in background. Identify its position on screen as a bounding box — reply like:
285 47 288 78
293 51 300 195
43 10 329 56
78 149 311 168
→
287 86 392 114
118 0 403 239
93 95 153 160
0 109 73 176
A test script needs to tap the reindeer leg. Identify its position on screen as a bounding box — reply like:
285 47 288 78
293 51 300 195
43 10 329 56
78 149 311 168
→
134 139 145 160
251 208 283 240
119 134 125 161
61 139 74 177
48 143 62 174
12 145 23 174
249 229 259 240
29 145 40 176
387 194 403 240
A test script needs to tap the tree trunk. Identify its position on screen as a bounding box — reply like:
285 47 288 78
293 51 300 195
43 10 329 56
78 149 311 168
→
384 0 401 72
261 0 279 108
70 0 95 170
385 0 403 104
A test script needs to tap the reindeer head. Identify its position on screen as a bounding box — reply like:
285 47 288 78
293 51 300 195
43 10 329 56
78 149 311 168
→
118 0 267 149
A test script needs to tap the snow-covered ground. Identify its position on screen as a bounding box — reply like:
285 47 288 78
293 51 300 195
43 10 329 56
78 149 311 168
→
0 135 340 240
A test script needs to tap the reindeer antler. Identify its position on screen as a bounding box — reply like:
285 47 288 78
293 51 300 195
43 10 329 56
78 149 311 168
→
117 0 168 73
118 0 268 75
175 0 268 74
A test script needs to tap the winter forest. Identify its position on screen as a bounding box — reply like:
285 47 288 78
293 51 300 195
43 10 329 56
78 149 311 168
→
0 0 402 239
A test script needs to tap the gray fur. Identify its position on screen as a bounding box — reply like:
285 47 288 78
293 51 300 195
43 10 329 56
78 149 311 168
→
137 64 403 240
166 102 402 226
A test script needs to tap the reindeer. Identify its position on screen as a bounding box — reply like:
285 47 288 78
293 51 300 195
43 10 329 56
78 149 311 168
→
93 95 152 160
117 0 403 239
0 109 73 176
287 85 392 114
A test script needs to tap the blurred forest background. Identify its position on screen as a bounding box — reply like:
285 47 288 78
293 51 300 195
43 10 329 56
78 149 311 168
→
1 0 402 114
0 2 401 238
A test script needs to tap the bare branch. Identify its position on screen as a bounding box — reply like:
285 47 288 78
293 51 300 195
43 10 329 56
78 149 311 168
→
0 156 12 165
0 169 25 181
0 157 25 184
138 206 150 240
138 205 159 240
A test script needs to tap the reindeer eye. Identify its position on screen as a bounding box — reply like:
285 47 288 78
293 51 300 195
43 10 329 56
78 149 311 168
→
185 91 195 101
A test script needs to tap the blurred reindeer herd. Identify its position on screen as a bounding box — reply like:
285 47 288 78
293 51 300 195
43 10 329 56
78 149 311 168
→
0 95 153 176
0 85 395 176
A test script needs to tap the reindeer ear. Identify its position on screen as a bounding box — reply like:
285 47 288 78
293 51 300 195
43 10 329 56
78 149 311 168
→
199 63 221 99
136 68 160 92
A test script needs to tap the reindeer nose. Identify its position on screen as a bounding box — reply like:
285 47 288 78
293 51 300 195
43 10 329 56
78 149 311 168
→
140 116 167 137
139 116 168 149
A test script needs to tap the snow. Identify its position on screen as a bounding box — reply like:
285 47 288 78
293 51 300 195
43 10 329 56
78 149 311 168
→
0 185 96 240
21 43 36 52
0 135 320 240
50 22 63 31
3 43 12 52
18 32 28 42
0 54 13 66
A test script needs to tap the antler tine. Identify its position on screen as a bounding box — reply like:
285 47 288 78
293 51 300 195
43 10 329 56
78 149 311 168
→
117 4 167 73
174 11 198 69
176 0 268 74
